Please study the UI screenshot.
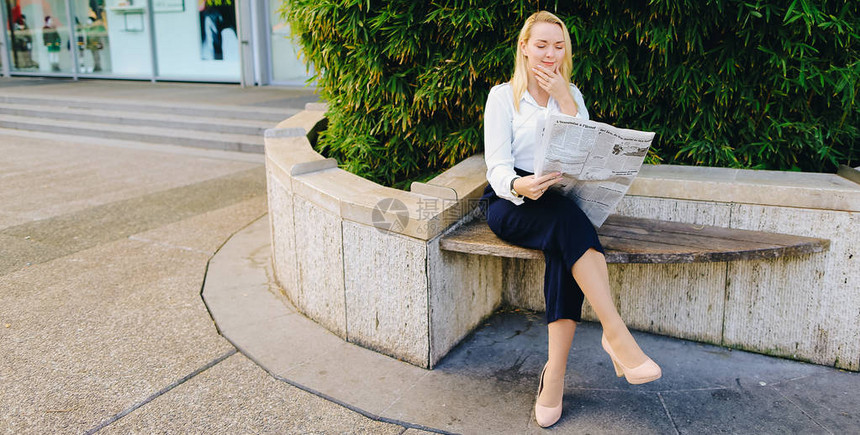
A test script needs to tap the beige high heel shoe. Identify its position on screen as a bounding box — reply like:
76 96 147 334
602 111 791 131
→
601 334 662 385
534 363 563 427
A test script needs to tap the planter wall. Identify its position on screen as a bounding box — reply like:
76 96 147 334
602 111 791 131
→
265 105 492 368
266 108 860 370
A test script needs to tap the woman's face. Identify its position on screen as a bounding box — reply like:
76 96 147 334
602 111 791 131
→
522 21 566 74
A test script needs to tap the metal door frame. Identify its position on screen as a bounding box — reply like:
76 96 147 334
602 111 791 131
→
0 0 12 77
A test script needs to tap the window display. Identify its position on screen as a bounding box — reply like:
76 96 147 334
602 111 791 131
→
74 0 110 74
1 0 311 84
6 0 74 73
9 9 39 69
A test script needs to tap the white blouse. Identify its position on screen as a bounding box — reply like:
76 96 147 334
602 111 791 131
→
483 82 589 205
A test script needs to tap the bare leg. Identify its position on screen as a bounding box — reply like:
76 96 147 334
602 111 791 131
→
537 319 576 407
572 248 648 366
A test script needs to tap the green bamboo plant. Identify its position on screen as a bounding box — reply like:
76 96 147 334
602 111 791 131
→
282 0 859 189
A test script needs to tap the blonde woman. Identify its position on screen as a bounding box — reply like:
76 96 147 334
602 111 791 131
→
478 11 661 428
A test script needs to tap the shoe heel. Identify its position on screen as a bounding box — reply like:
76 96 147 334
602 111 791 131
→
601 334 662 385
610 358 624 377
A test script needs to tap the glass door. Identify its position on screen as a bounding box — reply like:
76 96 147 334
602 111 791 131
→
100 0 153 77
267 0 311 85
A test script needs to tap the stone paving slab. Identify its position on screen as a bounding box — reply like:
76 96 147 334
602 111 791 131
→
768 372 860 433
0 165 265 275
0 126 267 433
659 386 826 433
0 133 259 229
99 353 405 435
129 196 268 256
0 128 265 165
0 234 58 272
0 237 234 434
0 113 266 147
546 390 676 435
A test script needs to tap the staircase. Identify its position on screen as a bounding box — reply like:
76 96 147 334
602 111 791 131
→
0 94 296 153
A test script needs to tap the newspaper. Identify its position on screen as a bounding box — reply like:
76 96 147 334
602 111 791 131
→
534 114 654 227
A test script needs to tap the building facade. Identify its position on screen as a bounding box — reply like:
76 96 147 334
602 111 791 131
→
0 0 312 85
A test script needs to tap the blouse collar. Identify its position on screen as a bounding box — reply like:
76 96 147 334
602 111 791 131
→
522 89 557 110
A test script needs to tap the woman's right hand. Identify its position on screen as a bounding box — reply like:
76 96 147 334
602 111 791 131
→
513 172 563 200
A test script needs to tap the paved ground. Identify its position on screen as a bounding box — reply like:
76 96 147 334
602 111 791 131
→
2 77 859 434
206 217 860 435
0 77 415 434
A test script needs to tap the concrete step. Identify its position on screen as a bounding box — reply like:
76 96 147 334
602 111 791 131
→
0 113 264 153
0 102 275 136
0 127 265 163
0 94 294 123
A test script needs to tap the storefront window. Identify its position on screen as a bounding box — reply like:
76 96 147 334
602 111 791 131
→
2 0 312 84
153 0 239 81
6 0 74 73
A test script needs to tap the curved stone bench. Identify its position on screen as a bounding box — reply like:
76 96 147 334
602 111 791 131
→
266 106 860 371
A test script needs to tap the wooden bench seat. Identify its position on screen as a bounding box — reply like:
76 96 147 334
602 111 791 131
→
440 214 830 264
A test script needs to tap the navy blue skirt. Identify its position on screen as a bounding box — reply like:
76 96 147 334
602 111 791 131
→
478 168 605 323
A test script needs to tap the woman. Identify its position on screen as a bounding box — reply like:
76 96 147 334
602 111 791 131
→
479 11 661 428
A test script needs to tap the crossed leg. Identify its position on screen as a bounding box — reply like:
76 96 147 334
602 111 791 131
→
537 248 649 408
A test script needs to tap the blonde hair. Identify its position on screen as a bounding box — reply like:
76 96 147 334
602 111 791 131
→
510 11 574 113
